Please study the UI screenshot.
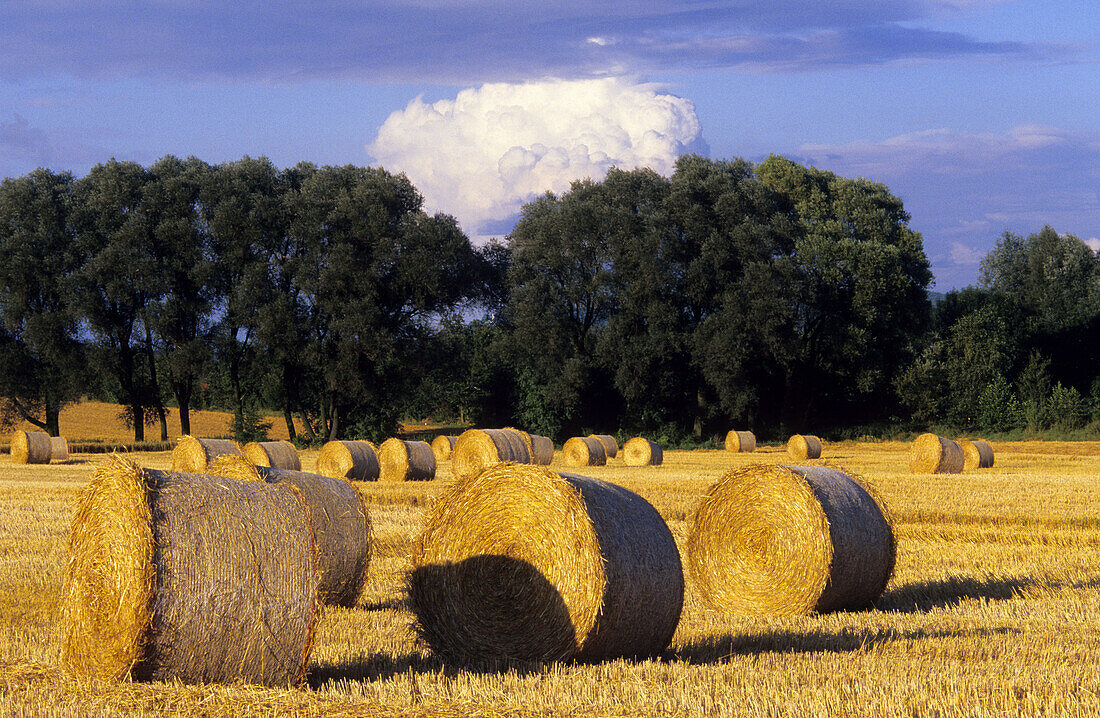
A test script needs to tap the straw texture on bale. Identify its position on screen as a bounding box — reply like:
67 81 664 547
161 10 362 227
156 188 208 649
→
60 456 318 686
909 433 964 474
687 464 895 616
530 434 555 465
170 436 242 473
431 435 457 462
242 440 301 471
589 434 618 459
622 437 663 466
206 455 371 607
316 440 380 482
563 436 607 467
787 434 822 460
959 438 995 469
408 463 683 663
378 438 437 482
49 436 69 462
451 429 531 481
724 430 756 453
503 427 535 459
11 430 51 464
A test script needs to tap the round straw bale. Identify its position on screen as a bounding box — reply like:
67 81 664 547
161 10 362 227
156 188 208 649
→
959 438 995 469
60 456 318 686
316 440 380 482
503 427 535 458
563 436 607 467
622 437 662 466
206 455 371 608
378 438 437 482
787 434 822 460
431 435 457 462
49 436 69 462
909 433 964 474
11 430 51 464
588 434 618 459
170 436 242 473
530 434 554 465
688 464 895 616
242 440 301 471
451 428 532 481
408 463 683 663
724 430 756 453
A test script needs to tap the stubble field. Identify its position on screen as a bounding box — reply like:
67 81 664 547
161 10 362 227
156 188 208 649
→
2 438 1099 716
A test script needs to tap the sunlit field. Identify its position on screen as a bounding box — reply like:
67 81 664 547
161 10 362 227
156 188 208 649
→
2 438 1099 716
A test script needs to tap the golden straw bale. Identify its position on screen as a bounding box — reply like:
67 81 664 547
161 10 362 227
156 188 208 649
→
622 437 663 466
909 433 964 474
206 455 371 607
563 436 607 467
589 434 618 459
242 440 301 471
688 464 895 616
50 436 69 462
530 434 554 465
787 434 822 460
170 436 242 473
11 430 51 464
408 463 683 663
451 429 532 481
724 430 756 453
959 438 995 469
61 456 318 686
378 438 437 482
431 435 457 462
316 440 380 482
503 427 535 458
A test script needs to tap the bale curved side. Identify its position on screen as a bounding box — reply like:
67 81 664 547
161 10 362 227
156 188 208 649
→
724 431 756 453
503 427 535 460
61 456 318 686
452 429 531 481
786 434 822 460
408 463 683 663
378 438 437 482
687 464 895 615
11 430 52 464
171 436 242 473
959 439 995 469
622 437 662 466
316 440 380 482
431 435 457 463
242 441 301 471
909 433 964 474
530 434 554 465
49 436 69 462
589 434 618 459
563 437 607 467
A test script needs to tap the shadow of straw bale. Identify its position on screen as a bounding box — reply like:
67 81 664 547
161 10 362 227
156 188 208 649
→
358 596 408 612
877 574 1033 613
309 651 548 687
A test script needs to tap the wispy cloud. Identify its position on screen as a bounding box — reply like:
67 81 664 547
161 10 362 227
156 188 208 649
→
0 113 114 176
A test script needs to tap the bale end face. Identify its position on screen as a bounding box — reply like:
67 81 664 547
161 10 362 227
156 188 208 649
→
451 429 531 481
11 430 52 464
431 435 457 462
959 438 995 469
378 438 437 482
563 436 607 467
622 437 662 466
786 434 822 460
588 434 618 459
171 436 242 473
724 431 756 453
316 440 380 481
242 441 301 471
909 433 964 474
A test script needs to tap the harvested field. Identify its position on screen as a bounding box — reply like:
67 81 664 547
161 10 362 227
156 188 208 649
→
3 439 1100 715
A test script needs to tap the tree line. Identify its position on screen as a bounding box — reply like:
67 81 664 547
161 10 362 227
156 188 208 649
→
1 154 1097 445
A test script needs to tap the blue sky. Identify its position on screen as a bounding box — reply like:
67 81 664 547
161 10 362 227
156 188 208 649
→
1 1 1097 289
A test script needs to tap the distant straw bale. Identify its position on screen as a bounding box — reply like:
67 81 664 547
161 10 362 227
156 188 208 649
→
242 440 301 471
688 464 895 616
589 434 618 459
724 430 756 453
60 456 318 686
408 463 683 663
622 437 662 466
378 438 437 482
563 436 607 467
959 438 995 469
909 433 964 474
431 435 457 462
316 440 380 482
11 430 51 464
171 436 242 473
787 434 822 460
451 429 531 481
530 434 554 465
206 455 371 607
503 427 535 459
49 436 69 462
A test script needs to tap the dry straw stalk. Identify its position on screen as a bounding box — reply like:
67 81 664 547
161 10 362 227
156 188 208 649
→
451 429 531 481
242 440 301 471
563 436 607 467
909 433 964 474
959 438 995 469
530 434 555 465
589 434 618 459
687 463 895 616
622 437 662 466
61 456 318 686
378 438 437 482
787 434 823 460
11 430 51 464
316 440 380 482
431 435 457 462
170 436 242 473
206 455 371 607
724 430 756 453
49 436 69 462
408 463 683 664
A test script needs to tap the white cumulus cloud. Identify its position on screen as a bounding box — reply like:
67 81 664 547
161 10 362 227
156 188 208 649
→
367 77 703 236
1086 237 1100 254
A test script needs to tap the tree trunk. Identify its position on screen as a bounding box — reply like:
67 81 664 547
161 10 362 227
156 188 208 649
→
45 395 60 437
283 404 296 442
177 383 192 436
143 325 168 441
693 387 705 440
298 409 317 442
327 402 340 441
